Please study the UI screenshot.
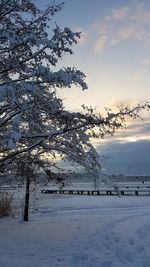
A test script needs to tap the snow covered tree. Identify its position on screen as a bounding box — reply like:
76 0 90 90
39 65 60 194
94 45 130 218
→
0 1 149 220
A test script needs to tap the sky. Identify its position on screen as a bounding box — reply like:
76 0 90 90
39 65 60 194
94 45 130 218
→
40 0 150 175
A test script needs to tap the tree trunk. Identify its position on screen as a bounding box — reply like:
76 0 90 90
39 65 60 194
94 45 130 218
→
24 175 30 221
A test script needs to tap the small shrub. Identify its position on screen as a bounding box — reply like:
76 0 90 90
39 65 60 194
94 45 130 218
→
0 191 16 218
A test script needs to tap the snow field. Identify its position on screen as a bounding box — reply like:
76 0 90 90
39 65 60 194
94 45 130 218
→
0 194 150 267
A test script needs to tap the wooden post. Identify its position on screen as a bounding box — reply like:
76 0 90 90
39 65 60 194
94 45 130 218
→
24 175 30 221
121 191 124 195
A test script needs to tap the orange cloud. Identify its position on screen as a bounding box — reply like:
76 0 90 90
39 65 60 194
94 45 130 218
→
94 34 108 52
111 7 129 20
76 28 89 45
93 4 150 53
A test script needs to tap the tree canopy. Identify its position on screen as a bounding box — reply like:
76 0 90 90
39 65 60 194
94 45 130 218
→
0 0 149 178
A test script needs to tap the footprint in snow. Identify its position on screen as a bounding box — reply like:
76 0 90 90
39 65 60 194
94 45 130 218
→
137 228 148 239
128 238 134 245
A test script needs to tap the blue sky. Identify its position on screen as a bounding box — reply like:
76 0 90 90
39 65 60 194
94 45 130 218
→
40 0 150 174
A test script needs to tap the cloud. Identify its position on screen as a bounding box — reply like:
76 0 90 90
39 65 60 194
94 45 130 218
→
95 108 150 174
132 8 150 24
97 139 150 175
75 3 150 53
142 59 150 65
133 69 148 81
118 119 150 142
94 34 108 52
116 26 143 41
93 3 150 53
76 28 89 45
111 7 129 20
93 98 150 147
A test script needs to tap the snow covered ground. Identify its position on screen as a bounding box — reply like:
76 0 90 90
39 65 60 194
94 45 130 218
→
0 193 150 267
